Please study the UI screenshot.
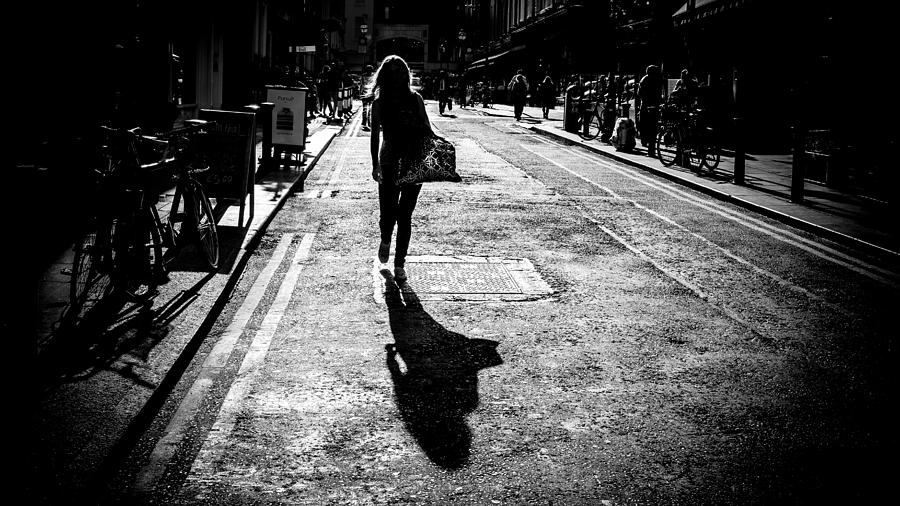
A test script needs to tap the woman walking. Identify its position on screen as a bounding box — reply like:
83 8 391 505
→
508 69 529 121
539 75 555 119
369 55 434 282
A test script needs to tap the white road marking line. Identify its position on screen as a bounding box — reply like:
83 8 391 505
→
578 205 773 341
345 110 362 138
187 233 315 467
520 144 773 338
133 233 296 495
524 135 898 286
525 147 621 199
520 143 852 315
322 139 351 196
521 145 850 316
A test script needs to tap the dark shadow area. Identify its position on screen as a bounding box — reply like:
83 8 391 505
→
163 224 244 273
36 270 217 393
381 270 502 469
475 110 514 118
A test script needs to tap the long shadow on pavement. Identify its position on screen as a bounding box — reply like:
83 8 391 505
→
37 270 217 393
381 270 503 469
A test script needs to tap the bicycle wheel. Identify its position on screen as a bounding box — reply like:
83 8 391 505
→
68 216 118 324
116 209 163 300
167 186 186 246
585 110 602 139
701 137 721 171
191 183 220 270
686 141 704 171
656 126 681 167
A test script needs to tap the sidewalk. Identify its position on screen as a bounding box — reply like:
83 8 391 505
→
476 102 898 258
35 116 336 353
27 113 345 502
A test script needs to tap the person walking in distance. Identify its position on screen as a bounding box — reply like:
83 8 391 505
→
436 70 451 115
369 55 435 283
508 69 528 121
539 75 555 119
317 65 334 118
638 64 663 157
361 64 375 131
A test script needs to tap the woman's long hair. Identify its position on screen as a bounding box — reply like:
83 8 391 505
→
367 55 413 100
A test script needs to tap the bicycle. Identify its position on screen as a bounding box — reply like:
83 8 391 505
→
159 120 220 270
67 120 218 326
690 109 721 173
575 99 603 140
655 104 719 173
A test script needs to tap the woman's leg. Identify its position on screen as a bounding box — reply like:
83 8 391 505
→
378 183 401 247
393 184 422 268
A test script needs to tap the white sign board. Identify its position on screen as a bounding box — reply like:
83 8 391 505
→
266 86 306 147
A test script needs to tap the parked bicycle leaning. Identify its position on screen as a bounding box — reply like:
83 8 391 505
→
66 120 219 327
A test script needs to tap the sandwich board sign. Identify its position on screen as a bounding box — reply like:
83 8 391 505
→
266 85 307 147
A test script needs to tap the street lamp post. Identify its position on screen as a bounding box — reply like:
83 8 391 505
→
359 23 368 68
457 29 467 69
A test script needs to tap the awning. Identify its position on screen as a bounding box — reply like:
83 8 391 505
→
466 45 526 71
673 0 752 26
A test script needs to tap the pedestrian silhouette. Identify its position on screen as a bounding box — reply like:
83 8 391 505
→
508 69 529 121
381 271 503 469
369 55 434 282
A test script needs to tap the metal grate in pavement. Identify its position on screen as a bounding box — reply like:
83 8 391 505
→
374 256 555 302
405 262 521 294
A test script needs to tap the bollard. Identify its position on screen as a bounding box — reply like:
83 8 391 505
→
564 84 579 133
733 115 745 185
260 102 274 174
732 67 745 185
244 104 261 176
791 126 805 203
582 101 590 137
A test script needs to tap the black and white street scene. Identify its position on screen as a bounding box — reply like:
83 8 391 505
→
9 1 899 505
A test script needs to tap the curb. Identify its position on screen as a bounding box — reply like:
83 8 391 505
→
527 125 900 260
92 128 339 492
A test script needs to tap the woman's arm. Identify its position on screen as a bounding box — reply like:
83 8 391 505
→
415 93 434 136
370 100 381 182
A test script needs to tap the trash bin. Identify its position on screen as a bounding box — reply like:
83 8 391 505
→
564 84 580 133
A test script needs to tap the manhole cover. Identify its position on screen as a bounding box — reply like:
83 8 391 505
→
406 262 520 294
373 255 554 302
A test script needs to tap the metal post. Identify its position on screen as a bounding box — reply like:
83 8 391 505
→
733 116 745 184
260 102 274 174
791 126 805 203
732 68 745 184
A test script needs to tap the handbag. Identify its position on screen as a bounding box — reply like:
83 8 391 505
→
396 134 461 185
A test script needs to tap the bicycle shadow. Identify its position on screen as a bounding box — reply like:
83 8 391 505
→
37 270 217 393
162 224 243 273
380 270 503 469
